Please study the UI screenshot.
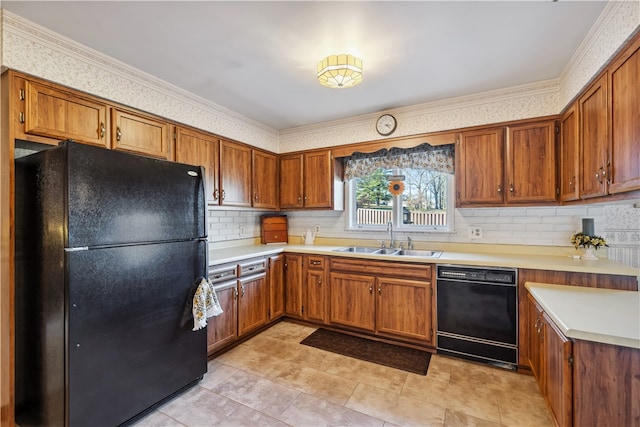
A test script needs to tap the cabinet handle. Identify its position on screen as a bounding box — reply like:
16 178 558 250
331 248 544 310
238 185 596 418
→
310 261 321 266
497 185 502 193
378 286 381 295
509 184 514 193
213 189 219 200
534 317 540 330
318 279 322 285
369 286 373 294
19 112 25 124
221 189 226 200
297 195 302 202
116 126 122 142
99 122 105 138
233 288 238 299
19 89 25 101
241 284 245 297
254 193 258 202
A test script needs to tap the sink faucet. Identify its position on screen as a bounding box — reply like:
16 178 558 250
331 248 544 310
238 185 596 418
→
386 221 395 248
407 236 414 250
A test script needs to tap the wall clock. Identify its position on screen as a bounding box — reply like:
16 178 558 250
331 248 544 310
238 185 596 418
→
376 114 397 136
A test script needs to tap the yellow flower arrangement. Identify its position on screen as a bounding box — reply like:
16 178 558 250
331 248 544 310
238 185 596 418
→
570 232 608 250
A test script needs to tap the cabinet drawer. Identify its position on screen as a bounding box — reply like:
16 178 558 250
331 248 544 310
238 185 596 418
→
263 222 287 231
330 257 431 281
306 256 326 269
238 258 267 276
209 263 238 284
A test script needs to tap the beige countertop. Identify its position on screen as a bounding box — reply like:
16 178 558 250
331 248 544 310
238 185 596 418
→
526 282 640 349
209 242 639 277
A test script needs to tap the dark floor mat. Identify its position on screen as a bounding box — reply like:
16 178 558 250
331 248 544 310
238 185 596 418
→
300 328 431 375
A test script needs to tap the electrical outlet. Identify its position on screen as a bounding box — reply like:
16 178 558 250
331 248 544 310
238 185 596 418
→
314 224 320 233
239 226 245 235
468 226 483 239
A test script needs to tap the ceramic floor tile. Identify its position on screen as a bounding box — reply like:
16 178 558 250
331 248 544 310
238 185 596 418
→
157 386 239 426
199 360 243 391
496 388 555 427
209 370 301 418
131 410 186 427
278 392 385 427
401 372 501 423
273 365 359 406
322 355 408 394
346 382 446 426
443 409 501 427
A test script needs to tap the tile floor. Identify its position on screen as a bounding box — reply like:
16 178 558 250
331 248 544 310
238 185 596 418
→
133 321 554 427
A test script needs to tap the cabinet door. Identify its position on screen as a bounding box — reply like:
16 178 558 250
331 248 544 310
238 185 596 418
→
527 293 544 389
207 282 237 355
559 106 579 202
305 268 326 323
608 36 640 194
456 128 505 205
329 272 375 332
579 74 609 199
252 150 278 209
219 140 252 207
111 108 170 159
304 150 333 208
284 254 304 318
174 127 220 204
268 254 284 320
542 312 573 427
506 121 557 203
376 277 433 343
280 154 304 208
23 78 108 147
237 273 268 337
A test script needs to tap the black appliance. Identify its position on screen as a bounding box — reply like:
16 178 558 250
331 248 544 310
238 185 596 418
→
15 141 208 426
436 265 518 370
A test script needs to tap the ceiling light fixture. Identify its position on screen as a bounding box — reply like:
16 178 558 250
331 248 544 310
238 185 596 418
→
317 54 363 89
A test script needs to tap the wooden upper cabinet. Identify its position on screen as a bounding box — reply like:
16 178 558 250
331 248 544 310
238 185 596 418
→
280 154 304 208
578 74 609 199
111 108 170 159
304 150 333 208
506 121 557 204
608 35 640 194
20 77 108 147
174 127 220 203
559 106 579 202
456 128 505 205
252 149 278 209
219 140 252 207
280 150 336 209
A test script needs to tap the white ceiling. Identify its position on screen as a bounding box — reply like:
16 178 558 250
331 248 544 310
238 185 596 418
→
2 1 607 131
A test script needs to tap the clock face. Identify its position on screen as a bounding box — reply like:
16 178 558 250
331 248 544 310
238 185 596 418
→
376 114 397 136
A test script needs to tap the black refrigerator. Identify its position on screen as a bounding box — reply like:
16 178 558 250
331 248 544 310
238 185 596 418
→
15 141 208 426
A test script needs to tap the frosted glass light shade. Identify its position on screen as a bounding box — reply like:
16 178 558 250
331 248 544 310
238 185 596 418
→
317 54 363 88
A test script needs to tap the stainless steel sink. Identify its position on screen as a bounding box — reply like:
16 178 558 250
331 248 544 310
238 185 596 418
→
333 246 381 254
394 249 442 258
376 248 400 255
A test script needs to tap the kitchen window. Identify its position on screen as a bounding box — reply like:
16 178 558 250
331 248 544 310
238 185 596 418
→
344 143 455 232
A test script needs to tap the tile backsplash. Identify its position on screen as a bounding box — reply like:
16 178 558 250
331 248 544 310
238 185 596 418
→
208 199 640 268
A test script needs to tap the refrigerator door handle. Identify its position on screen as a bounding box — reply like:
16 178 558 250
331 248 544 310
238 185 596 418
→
64 247 89 252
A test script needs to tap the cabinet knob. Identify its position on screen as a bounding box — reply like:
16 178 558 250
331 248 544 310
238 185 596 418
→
318 279 322 285
509 184 514 193
254 193 259 202
116 126 122 142
99 122 105 138
497 185 502 193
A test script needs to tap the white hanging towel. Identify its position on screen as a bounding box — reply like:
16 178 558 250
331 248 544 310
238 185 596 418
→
192 278 224 331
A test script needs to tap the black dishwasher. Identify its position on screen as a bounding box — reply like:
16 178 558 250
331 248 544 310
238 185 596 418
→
436 265 518 370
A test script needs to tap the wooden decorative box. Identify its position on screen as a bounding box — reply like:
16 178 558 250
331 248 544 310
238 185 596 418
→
261 215 288 244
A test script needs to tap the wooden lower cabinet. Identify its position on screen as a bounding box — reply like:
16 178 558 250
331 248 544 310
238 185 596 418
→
237 272 268 337
528 290 640 427
268 254 284 320
305 256 327 323
376 277 433 342
207 281 238 355
329 272 376 331
284 254 304 318
329 258 434 346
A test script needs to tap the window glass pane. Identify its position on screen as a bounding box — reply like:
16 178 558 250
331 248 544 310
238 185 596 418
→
399 168 448 227
354 168 392 226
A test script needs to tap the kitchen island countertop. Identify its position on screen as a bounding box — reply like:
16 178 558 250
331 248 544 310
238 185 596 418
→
526 282 640 349
208 243 639 277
